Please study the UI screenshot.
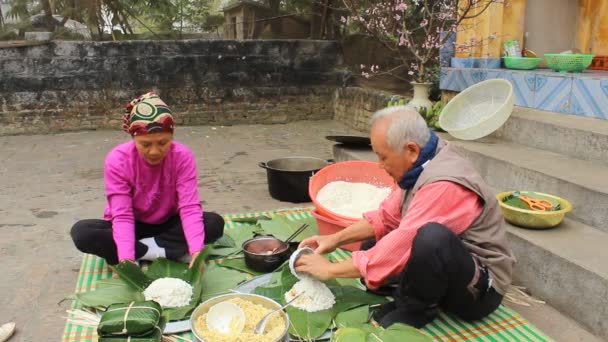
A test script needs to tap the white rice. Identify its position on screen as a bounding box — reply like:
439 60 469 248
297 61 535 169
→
284 276 335 312
143 277 193 308
316 181 392 218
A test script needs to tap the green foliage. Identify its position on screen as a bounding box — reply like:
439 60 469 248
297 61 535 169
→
386 97 446 131
418 100 446 131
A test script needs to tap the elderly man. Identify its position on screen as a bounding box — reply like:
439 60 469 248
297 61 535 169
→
297 106 515 328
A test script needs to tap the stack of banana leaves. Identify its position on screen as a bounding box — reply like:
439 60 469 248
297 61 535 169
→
70 214 432 341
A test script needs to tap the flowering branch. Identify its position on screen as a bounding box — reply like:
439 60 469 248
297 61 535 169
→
342 0 503 82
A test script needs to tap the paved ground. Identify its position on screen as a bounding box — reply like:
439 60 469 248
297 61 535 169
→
0 120 601 341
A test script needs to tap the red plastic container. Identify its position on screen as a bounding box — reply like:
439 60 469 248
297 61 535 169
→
309 160 396 223
311 209 362 252
590 55 608 71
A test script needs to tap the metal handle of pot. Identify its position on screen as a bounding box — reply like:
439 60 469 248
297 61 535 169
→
258 162 268 169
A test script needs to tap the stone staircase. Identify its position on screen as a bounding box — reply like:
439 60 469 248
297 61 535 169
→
333 106 608 340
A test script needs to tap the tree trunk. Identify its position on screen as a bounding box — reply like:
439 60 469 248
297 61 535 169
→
0 4 4 28
309 0 323 39
268 0 281 37
42 0 56 32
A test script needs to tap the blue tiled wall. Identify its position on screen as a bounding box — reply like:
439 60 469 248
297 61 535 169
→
440 67 608 119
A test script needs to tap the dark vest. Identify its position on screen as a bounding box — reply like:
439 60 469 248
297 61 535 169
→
400 139 515 295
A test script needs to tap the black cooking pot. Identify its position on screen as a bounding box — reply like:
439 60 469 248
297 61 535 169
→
242 236 291 273
259 157 331 203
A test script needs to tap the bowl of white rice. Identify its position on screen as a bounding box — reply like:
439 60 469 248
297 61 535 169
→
190 293 290 342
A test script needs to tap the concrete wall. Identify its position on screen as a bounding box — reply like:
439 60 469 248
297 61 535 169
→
524 0 577 57
333 87 407 132
0 39 342 135
576 0 608 55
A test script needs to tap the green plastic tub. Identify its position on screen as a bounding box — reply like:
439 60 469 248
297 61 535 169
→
502 57 542 70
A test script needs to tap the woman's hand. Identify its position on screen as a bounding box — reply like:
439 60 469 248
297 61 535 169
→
298 234 340 254
189 251 200 268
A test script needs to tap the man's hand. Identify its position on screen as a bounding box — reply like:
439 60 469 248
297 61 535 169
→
294 254 334 280
298 234 340 254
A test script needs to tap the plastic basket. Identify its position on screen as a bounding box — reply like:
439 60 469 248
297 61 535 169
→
439 79 514 140
502 57 541 70
544 53 595 73
496 191 572 229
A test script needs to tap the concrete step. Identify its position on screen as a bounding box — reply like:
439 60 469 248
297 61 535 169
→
443 135 608 232
493 106 608 165
507 218 608 340
333 143 608 339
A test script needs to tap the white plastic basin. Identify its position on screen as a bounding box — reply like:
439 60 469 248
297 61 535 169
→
439 79 514 140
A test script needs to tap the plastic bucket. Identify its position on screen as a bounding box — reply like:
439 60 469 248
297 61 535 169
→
308 160 396 223
311 209 362 252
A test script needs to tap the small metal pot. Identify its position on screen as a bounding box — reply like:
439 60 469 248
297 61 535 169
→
242 236 291 273
259 157 332 203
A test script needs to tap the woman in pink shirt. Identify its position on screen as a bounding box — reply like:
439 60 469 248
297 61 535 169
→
71 92 224 267
297 107 514 329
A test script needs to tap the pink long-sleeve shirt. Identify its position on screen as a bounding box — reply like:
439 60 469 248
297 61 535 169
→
351 181 483 289
103 140 205 262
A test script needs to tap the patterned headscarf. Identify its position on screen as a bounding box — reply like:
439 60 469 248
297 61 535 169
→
122 91 175 136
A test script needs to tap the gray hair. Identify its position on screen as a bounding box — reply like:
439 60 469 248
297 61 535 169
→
370 105 430 151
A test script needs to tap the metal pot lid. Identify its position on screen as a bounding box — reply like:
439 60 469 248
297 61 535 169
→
325 135 371 146
263 157 329 172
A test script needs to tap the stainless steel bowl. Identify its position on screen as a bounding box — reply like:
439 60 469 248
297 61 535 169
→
189 293 290 342
242 236 291 273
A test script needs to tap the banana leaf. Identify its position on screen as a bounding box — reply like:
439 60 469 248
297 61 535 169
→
229 215 272 223
370 324 432 342
213 234 236 248
75 280 144 309
217 257 264 276
331 323 431 342
335 306 369 328
145 258 189 281
73 249 248 322
208 246 241 257
162 305 196 322
332 327 368 342
208 224 259 257
199 264 248 302
330 286 388 314
255 265 387 339
255 215 318 242
111 261 152 291
253 264 297 302
287 307 334 339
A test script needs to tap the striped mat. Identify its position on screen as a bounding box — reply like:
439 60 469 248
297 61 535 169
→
63 209 553 342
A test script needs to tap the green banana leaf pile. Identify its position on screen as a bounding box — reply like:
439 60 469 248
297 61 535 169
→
73 249 248 322
253 263 396 340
